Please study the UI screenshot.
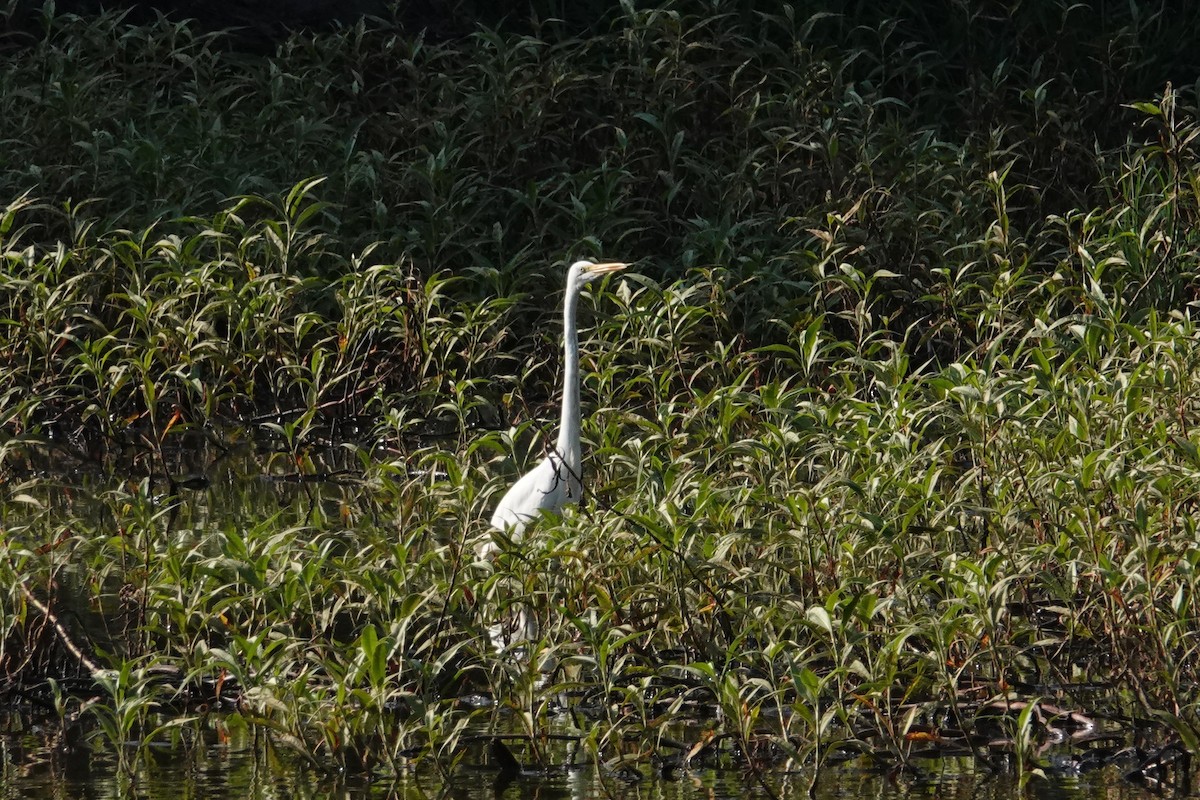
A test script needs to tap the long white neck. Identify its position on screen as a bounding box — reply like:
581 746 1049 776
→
555 270 582 472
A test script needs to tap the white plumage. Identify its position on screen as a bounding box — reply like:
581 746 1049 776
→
484 259 626 549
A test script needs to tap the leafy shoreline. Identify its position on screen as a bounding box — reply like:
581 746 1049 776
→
2 3 1200 792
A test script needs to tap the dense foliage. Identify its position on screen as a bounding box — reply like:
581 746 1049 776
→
2 1 1200 791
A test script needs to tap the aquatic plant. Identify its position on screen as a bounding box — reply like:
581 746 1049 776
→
2 2 1200 793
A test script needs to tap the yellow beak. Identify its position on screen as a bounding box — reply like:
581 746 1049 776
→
587 261 628 275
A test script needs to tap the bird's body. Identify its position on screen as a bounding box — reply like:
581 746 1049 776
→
485 260 626 549
488 448 580 534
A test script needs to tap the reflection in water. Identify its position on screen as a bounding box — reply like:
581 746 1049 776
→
0 712 1160 800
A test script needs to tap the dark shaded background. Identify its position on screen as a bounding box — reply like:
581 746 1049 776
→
4 0 1198 163
4 0 1199 87
4 1 1198 130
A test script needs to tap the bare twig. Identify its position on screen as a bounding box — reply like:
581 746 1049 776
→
17 582 103 680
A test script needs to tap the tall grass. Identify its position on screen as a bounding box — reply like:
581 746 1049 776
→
2 1 1200 789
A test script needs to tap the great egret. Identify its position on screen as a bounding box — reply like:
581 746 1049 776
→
484 260 627 552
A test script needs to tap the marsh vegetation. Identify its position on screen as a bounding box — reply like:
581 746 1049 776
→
2 1 1200 794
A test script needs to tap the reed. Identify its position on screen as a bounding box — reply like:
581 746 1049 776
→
1 1 1199 789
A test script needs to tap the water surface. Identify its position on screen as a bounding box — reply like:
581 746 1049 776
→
0 713 1170 800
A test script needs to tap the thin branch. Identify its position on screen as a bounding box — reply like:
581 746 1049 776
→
18 581 103 680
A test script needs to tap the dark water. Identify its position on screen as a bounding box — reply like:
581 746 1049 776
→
0 713 1175 800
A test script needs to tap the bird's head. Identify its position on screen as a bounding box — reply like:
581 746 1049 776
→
570 260 628 287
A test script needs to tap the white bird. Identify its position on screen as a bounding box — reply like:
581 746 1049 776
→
485 259 627 552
